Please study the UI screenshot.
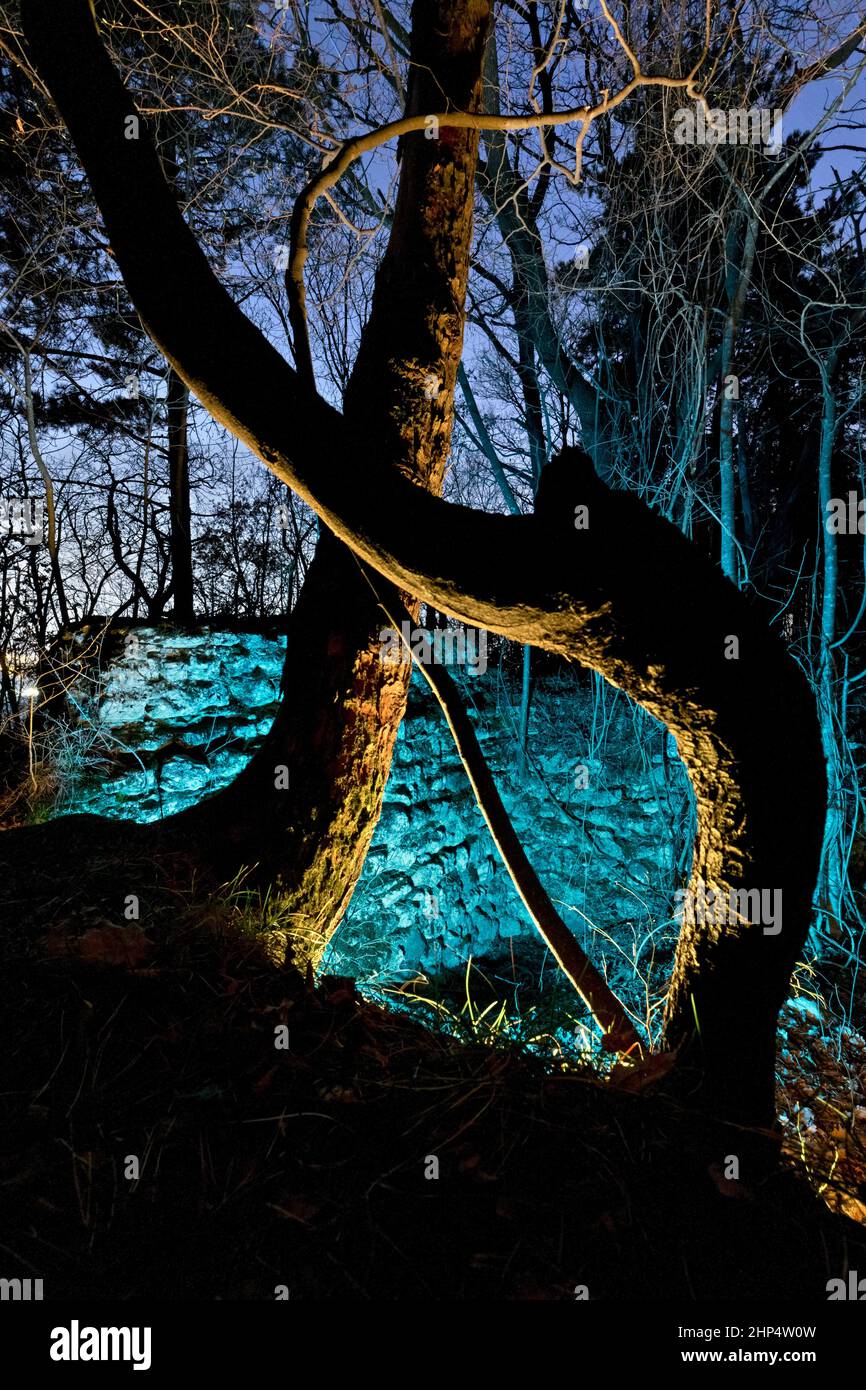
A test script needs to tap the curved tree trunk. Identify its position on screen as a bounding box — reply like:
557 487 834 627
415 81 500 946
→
16 0 827 1131
14 0 491 969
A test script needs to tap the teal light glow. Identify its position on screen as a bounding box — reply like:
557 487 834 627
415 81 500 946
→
48 629 690 1001
52 628 286 822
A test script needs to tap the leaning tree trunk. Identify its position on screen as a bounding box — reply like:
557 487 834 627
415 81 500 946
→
18 0 827 1130
183 0 492 961
14 0 492 967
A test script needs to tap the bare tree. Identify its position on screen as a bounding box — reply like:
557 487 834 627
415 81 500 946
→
5 0 839 1140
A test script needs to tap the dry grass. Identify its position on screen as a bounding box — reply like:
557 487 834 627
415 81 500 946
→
1 873 865 1301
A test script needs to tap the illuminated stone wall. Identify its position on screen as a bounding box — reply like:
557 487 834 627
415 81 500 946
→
325 676 692 984
51 628 692 983
53 627 286 822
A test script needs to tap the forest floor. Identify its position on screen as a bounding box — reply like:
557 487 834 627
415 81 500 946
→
2 859 866 1303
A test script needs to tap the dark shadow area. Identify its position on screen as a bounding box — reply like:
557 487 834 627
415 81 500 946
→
2 887 864 1302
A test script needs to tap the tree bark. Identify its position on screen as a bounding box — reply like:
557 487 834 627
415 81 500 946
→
219 0 490 962
19 0 492 968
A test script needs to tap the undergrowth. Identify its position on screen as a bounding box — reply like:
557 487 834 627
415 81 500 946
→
2 873 865 1301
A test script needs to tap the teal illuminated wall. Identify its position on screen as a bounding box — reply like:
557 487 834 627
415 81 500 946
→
49 627 691 989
